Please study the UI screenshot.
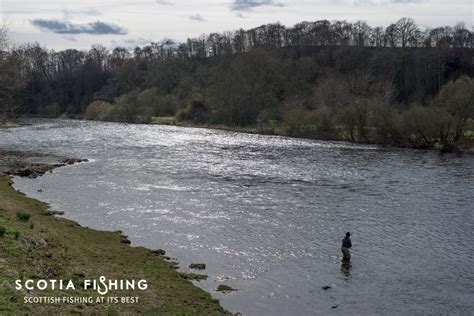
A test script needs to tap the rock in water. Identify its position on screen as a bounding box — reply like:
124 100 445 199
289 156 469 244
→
120 235 131 244
179 272 208 281
150 249 166 256
189 263 206 270
61 158 89 165
216 284 237 292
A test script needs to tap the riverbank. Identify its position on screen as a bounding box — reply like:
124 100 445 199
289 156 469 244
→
0 122 17 129
151 117 474 154
0 150 231 315
152 116 276 136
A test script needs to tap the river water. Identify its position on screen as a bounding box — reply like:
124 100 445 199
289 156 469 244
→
1 119 473 315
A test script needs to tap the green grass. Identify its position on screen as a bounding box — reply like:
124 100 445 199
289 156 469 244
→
16 211 31 222
0 176 230 315
151 116 177 125
463 130 474 140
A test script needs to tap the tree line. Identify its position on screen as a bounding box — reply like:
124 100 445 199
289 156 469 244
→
0 18 473 149
183 18 472 58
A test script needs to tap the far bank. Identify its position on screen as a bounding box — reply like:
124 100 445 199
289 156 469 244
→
149 116 474 154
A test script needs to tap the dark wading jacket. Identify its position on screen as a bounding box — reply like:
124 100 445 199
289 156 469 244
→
342 236 352 248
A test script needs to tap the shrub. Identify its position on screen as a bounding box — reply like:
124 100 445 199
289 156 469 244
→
370 102 404 145
16 211 31 222
14 231 20 240
137 89 177 117
0 226 5 237
283 104 336 139
114 92 139 122
433 75 474 142
176 101 209 123
153 94 178 117
85 101 113 121
402 105 453 146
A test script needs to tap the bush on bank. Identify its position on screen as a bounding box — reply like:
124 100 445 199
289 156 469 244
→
85 89 179 123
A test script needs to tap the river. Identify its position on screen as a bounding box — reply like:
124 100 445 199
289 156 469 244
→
1 119 473 315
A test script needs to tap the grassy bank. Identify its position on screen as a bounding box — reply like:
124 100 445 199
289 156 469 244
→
0 176 230 315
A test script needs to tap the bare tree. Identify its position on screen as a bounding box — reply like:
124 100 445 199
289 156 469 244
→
330 20 353 46
0 23 22 121
352 21 371 46
370 26 385 47
385 24 399 47
452 23 471 48
429 26 453 47
395 17 419 47
0 22 8 51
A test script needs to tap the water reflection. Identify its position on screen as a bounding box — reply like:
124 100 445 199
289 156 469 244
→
340 262 351 278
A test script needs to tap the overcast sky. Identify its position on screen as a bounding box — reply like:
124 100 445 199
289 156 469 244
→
1 0 472 50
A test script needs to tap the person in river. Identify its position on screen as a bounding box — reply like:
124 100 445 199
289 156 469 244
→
341 232 352 263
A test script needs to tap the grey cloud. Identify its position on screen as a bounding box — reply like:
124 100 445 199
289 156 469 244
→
390 0 424 4
110 37 180 50
230 0 284 11
63 8 102 17
31 19 127 35
155 0 175 5
111 37 152 48
355 0 422 4
189 14 206 22
390 0 422 3
61 36 78 42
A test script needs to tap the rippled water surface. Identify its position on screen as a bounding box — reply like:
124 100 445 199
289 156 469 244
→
1 119 473 315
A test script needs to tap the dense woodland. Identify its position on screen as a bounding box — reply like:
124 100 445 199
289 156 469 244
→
1 18 474 148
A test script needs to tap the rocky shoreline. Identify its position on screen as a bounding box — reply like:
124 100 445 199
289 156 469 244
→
0 149 88 178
